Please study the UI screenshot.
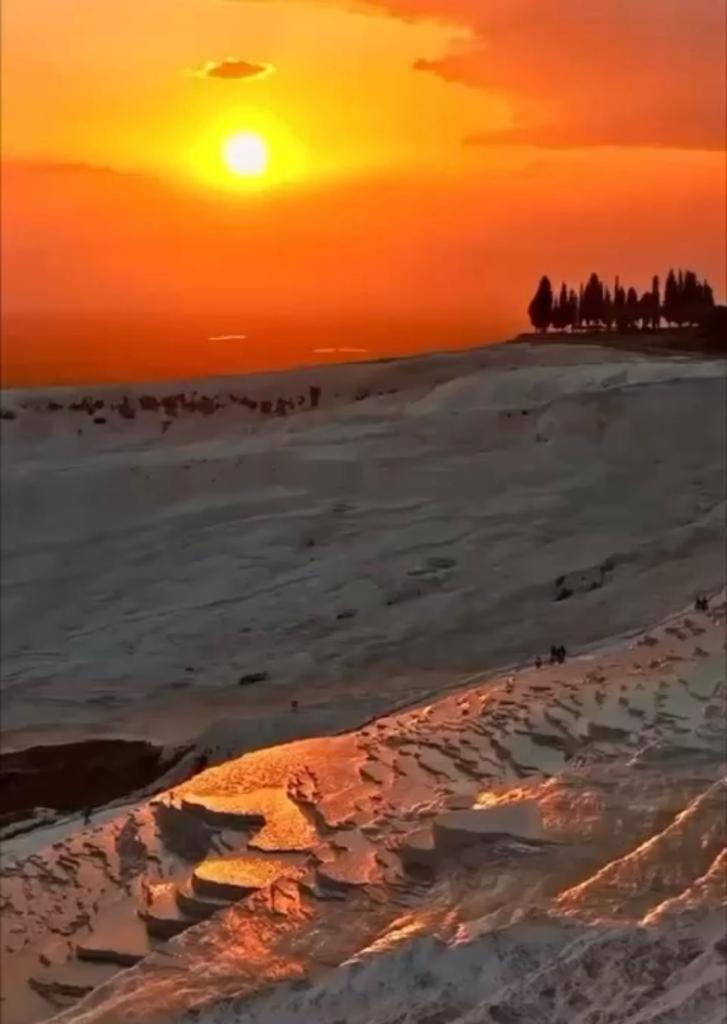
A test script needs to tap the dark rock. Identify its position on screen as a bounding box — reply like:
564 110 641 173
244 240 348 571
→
238 672 269 686
117 397 136 420
489 1004 519 1023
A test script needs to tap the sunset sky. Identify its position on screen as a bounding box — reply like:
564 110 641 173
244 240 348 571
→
2 0 725 383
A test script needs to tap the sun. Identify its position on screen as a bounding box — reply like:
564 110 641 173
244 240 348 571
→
222 132 269 177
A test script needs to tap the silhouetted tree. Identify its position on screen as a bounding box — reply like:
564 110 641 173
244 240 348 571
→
650 275 661 329
528 267 716 335
581 272 605 327
624 287 639 330
551 282 570 330
602 286 615 330
613 277 627 332
638 289 655 329
663 269 679 325
558 282 568 320
567 290 579 331
528 276 553 332
682 271 700 325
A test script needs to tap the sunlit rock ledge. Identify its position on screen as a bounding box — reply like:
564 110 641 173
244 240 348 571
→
1 594 724 1024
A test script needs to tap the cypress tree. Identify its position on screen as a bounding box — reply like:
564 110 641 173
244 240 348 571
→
528 276 553 333
554 282 568 331
614 277 627 332
663 269 678 325
625 286 639 330
602 286 614 330
568 289 579 330
551 297 561 330
586 272 605 326
651 275 661 329
639 290 654 330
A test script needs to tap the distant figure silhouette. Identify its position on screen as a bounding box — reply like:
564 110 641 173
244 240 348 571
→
535 656 543 669
695 595 709 612
291 700 299 712
549 646 559 665
83 806 93 826
557 645 567 663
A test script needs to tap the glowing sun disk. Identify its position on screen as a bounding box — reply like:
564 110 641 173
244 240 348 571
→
222 132 269 177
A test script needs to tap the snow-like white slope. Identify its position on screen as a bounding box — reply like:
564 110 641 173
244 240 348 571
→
1 343 725 751
1 598 724 1024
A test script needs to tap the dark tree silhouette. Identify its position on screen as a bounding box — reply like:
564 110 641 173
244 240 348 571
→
551 282 570 330
558 282 568 323
624 287 639 330
551 296 562 330
649 275 661 329
528 276 553 332
663 269 678 325
602 286 615 330
529 268 716 336
613 278 627 332
580 273 605 327
567 289 579 330
638 289 654 329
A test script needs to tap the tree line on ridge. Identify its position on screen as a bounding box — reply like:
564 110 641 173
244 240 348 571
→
528 269 715 333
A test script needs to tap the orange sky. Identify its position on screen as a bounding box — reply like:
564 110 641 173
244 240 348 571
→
1 0 725 384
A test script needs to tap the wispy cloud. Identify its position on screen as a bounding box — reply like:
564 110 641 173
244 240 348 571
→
190 58 273 81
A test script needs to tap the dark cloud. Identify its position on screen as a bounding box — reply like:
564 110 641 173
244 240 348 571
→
389 0 725 150
193 58 273 80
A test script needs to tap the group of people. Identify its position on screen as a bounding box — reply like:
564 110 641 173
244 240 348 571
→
530 592 712 673
534 644 567 669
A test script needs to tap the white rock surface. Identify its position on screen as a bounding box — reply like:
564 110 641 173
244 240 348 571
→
1 343 725 1024
2 344 725 752
433 800 545 849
